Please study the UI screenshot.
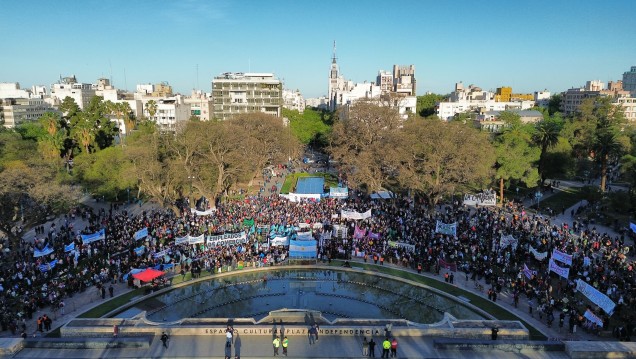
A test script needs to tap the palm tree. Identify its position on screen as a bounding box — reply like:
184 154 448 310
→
39 112 61 136
594 129 623 192
533 118 562 185
145 100 158 120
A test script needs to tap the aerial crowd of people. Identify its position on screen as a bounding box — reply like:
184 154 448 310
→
0 168 634 342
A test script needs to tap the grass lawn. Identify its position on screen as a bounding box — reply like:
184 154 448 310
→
280 172 338 194
533 187 583 214
329 261 546 340
78 288 145 318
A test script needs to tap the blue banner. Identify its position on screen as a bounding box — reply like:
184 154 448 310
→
34 245 54 258
80 229 106 244
39 259 57 272
64 242 76 253
134 245 146 256
134 227 148 241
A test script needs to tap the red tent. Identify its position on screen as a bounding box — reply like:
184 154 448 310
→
132 268 165 282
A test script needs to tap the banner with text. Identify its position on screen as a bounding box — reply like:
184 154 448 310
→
341 209 372 220
190 208 216 216
500 234 518 249
549 259 570 279
435 221 457 236
134 227 148 241
463 191 497 206
552 249 573 266
575 279 616 315
206 232 247 247
387 241 416 252
530 246 548 261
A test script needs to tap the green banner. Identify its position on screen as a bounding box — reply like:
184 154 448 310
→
243 218 255 227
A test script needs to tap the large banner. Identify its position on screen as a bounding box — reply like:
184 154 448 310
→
206 232 247 246
289 239 317 259
530 246 548 260
552 249 573 266
435 221 457 236
296 232 314 241
332 224 348 238
329 186 349 199
341 209 372 220
80 229 106 244
463 191 497 206
175 236 190 245
191 208 215 216
387 241 415 252
64 242 76 253
134 227 148 241
134 245 145 256
39 259 57 272
34 245 54 258
188 234 205 245
575 279 616 315
500 234 518 249
549 259 570 279
270 236 289 246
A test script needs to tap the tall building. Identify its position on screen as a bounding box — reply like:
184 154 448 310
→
184 90 213 121
282 89 306 112
392 65 416 96
622 66 636 95
376 70 393 93
328 41 352 111
212 72 282 120
50 76 96 110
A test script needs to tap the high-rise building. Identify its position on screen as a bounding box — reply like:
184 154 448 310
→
212 72 282 120
392 65 416 96
0 98 59 128
623 66 636 95
50 76 96 110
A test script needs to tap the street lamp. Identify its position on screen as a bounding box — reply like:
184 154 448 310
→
188 176 195 209
535 191 543 209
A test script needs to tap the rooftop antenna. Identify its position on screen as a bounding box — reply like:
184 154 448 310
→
124 68 128 92
196 64 199 91
332 40 337 63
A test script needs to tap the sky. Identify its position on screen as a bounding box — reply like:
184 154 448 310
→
1 0 635 98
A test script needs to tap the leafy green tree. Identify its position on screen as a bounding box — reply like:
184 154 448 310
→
73 147 136 200
145 100 158 119
284 108 331 148
392 118 494 208
533 115 564 184
416 93 446 117
494 125 540 204
59 96 80 119
547 94 562 116
541 137 576 180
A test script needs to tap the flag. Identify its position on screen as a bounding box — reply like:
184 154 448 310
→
34 245 54 258
438 258 457 272
523 264 537 279
630 222 636 234
64 242 76 253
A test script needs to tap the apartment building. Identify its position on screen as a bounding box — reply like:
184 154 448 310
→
212 72 282 120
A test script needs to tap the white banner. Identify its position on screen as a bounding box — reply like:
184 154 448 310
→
270 236 289 246
189 234 205 245
463 191 497 206
206 232 247 246
552 249 573 266
549 259 570 279
584 309 604 328
341 209 372 220
296 232 314 241
529 245 548 260
387 241 415 252
190 208 216 216
499 234 518 249
175 236 189 245
575 279 616 315
435 221 457 236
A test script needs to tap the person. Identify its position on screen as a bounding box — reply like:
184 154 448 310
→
282 336 289 356
101 286 106 299
390 337 398 358
272 335 280 356
225 325 234 347
381 338 391 358
108 285 114 298
491 327 499 340
113 324 119 337
362 337 369 356
369 338 376 357
384 323 392 338
308 324 317 345
161 332 169 348
21 330 27 339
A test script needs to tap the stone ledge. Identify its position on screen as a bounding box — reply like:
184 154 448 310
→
565 341 636 358
23 337 151 349
433 338 565 351
0 338 24 355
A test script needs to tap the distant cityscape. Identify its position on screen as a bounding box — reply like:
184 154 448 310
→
1 45 635 130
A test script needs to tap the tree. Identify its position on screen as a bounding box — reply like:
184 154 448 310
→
73 146 136 200
547 94 562 116
416 93 446 117
533 115 564 184
59 96 80 119
494 125 540 204
329 101 402 192
392 118 495 208
145 100 158 119
284 108 331 148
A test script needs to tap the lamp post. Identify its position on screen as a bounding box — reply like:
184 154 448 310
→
535 191 543 210
188 176 195 209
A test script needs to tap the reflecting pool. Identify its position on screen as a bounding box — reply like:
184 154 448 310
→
137 268 486 323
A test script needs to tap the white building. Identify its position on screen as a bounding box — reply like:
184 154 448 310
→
184 90 213 121
142 96 190 131
437 82 535 120
475 109 544 133
615 96 636 122
50 76 96 110
1 98 60 128
534 90 551 108
282 89 306 112
212 72 282 120
0 83 32 99
305 96 329 110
